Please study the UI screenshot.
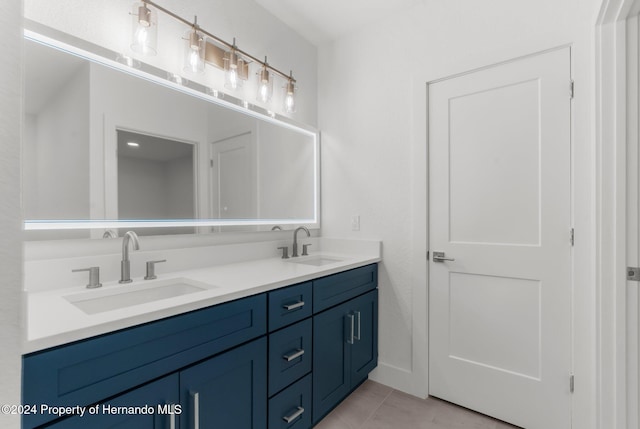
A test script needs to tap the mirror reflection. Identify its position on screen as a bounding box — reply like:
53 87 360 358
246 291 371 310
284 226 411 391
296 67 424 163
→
23 35 318 239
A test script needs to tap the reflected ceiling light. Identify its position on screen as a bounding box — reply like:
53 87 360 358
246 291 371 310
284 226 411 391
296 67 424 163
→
130 1 157 55
127 1 298 113
257 57 273 103
127 142 140 147
284 71 296 113
183 16 205 74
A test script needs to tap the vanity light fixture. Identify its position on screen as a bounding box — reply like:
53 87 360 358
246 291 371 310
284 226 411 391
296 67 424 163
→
257 57 273 103
284 71 297 113
127 0 298 113
130 1 157 55
183 16 205 74
224 39 246 90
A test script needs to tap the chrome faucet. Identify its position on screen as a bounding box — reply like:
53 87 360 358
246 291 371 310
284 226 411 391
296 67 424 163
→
119 231 140 283
292 226 310 257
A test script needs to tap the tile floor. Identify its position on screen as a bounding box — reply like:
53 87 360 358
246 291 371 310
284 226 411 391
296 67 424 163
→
314 380 521 429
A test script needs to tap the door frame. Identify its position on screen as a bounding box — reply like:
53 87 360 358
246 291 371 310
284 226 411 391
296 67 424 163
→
596 1 640 428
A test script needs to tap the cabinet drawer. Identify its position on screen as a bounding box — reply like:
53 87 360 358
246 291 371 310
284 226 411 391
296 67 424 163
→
23 294 266 428
313 264 377 313
268 318 312 396
268 374 312 429
268 281 312 331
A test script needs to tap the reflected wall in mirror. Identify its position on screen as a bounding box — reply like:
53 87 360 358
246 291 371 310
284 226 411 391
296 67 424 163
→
23 30 319 239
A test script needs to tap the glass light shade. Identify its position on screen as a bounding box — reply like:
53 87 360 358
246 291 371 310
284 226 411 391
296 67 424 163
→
183 28 205 74
131 2 157 56
256 66 273 103
284 79 296 113
224 49 244 90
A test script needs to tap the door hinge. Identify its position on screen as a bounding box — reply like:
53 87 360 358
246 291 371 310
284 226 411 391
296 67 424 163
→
570 228 575 246
627 267 640 281
426 251 430 261
569 80 575 99
210 159 213 167
569 374 575 393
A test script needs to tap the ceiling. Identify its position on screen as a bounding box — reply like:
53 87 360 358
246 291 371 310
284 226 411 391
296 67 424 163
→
254 0 422 46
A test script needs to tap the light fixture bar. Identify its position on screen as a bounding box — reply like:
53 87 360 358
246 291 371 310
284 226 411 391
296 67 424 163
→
141 0 295 83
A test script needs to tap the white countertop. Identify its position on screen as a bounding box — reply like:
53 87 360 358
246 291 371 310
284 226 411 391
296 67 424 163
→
25 247 380 354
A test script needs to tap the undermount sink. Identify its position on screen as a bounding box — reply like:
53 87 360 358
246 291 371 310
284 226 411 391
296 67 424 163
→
64 277 217 315
288 256 344 266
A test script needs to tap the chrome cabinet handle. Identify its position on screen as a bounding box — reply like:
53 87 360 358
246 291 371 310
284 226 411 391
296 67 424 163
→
354 311 361 341
283 301 304 311
283 348 305 362
347 313 355 344
282 406 305 423
169 410 176 429
191 391 200 429
432 251 455 262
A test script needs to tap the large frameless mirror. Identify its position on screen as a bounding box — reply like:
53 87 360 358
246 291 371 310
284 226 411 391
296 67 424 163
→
22 25 319 239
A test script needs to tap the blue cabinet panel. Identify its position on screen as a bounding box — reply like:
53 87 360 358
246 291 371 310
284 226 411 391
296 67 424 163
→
312 299 352 423
44 374 179 429
313 264 377 313
268 374 312 429
268 282 313 332
350 290 379 387
23 294 266 428
312 289 378 424
268 318 312 396
179 337 267 429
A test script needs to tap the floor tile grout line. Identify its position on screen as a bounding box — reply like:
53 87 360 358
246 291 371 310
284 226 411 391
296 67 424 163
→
357 386 396 428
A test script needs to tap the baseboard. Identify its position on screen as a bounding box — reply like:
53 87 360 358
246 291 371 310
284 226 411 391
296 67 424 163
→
368 361 428 399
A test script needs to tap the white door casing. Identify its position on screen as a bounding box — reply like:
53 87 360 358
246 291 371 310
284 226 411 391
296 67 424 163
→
428 47 572 429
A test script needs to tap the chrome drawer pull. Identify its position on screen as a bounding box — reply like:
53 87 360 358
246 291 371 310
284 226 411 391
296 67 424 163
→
283 348 305 362
191 391 200 429
283 301 304 311
169 411 176 429
283 406 305 423
347 313 355 344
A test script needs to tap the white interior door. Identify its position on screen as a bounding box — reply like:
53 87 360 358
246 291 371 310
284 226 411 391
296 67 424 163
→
428 47 572 429
210 132 257 224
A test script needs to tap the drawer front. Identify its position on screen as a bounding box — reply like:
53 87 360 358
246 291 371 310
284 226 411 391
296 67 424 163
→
268 281 312 332
23 294 266 428
268 318 312 396
268 374 312 429
313 264 377 313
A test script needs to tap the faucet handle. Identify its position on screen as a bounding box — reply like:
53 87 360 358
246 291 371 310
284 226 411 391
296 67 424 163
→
302 244 312 256
277 246 290 259
72 267 102 289
145 259 167 280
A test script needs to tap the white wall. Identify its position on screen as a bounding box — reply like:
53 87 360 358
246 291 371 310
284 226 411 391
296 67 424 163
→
0 0 22 426
257 120 315 219
318 1 599 429
32 64 90 220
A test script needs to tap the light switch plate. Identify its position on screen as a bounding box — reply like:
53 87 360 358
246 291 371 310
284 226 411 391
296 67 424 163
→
351 215 360 231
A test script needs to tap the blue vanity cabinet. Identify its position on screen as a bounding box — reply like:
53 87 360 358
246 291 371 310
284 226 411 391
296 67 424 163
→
44 374 179 429
23 294 266 428
23 263 379 429
180 337 267 429
312 286 378 424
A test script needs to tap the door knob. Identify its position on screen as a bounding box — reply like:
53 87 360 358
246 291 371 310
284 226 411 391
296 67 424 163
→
432 251 455 262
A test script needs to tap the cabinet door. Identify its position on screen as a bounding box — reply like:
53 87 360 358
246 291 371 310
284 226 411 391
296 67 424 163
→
44 374 179 429
180 337 267 429
312 299 351 424
350 290 378 388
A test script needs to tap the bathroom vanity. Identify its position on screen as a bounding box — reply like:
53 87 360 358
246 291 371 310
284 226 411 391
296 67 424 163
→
22 240 380 429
